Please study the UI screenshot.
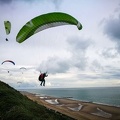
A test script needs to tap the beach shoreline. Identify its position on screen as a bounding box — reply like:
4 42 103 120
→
21 91 120 120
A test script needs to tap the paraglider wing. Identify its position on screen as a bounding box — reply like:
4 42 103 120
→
16 12 82 43
1 60 15 65
20 67 26 70
17 81 22 84
4 21 11 35
20 67 26 74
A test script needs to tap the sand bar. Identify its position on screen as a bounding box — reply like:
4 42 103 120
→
21 91 120 120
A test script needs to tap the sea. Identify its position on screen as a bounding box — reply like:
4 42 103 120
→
20 87 120 107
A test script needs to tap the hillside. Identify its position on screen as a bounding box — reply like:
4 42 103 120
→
0 81 74 120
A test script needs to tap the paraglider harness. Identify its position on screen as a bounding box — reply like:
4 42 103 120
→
38 73 44 81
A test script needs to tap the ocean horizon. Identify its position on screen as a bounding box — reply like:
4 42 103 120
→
19 87 120 107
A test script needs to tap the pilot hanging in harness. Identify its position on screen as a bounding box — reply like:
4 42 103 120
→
38 72 48 86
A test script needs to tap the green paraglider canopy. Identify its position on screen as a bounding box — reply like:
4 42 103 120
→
16 12 82 43
4 21 11 35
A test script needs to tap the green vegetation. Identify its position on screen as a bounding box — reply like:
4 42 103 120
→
0 81 73 120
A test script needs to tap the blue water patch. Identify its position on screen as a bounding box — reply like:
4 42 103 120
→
20 87 120 107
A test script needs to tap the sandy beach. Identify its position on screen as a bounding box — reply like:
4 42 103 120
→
21 91 120 120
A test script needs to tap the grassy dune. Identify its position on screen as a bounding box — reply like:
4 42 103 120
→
0 81 74 120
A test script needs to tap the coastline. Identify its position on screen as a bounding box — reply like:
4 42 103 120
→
21 91 120 120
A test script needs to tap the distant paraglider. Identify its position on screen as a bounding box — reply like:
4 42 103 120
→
16 12 82 43
1 60 15 74
4 21 11 41
20 67 26 74
5 38 9 41
20 67 26 70
17 81 22 87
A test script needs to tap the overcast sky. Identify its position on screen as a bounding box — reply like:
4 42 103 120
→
0 0 120 88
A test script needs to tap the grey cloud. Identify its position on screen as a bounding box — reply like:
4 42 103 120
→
37 56 70 74
103 13 120 52
0 0 44 5
67 36 91 52
77 65 120 81
101 66 120 80
90 60 103 72
77 73 102 80
0 0 12 4
71 55 88 70
37 36 92 74
77 67 120 81
101 48 119 58
101 67 120 80
51 0 63 10
103 16 120 40
67 36 92 70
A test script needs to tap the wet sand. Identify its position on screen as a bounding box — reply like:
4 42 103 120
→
21 91 120 120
